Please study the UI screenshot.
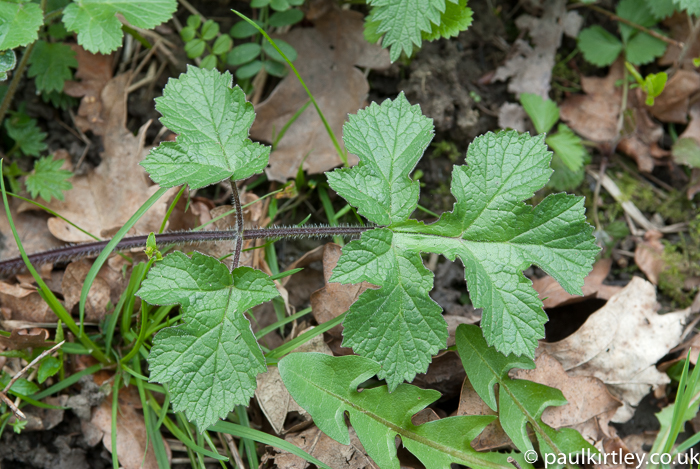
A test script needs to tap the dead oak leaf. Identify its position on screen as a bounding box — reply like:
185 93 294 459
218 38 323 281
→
0 328 52 350
542 277 692 423
0 281 54 323
634 230 667 285
34 73 177 242
90 387 171 469
249 6 390 182
512 353 622 429
648 70 700 124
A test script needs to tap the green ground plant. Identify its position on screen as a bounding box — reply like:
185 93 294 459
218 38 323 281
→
519 93 589 191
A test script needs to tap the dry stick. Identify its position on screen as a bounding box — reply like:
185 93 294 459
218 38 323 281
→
1 340 65 419
576 3 684 49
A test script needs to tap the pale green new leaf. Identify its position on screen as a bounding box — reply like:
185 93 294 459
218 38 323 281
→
138 252 278 430
28 41 78 93
577 26 623 67
366 0 460 61
0 1 43 50
329 94 596 388
421 0 473 42
545 124 586 172
456 324 594 459
26 156 73 202
141 66 270 190
279 352 533 469
62 0 177 53
520 93 559 135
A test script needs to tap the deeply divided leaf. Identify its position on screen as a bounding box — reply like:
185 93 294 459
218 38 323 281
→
0 1 43 50
62 0 177 53
28 41 78 94
142 66 270 190
329 94 597 388
456 324 594 460
279 352 532 469
26 156 73 202
138 252 278 430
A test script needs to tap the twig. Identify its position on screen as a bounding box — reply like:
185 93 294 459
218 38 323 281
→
0 42 36 125
575 3 683 49
220 432 246 469
507 457 523 469
587 169 657 232
1 340 65 420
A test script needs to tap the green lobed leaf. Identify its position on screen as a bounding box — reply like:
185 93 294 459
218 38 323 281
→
5 114 47 157
141 66 270 190
279 352 533 469
62 0 177 53
577 26 623 67
327 91 432 226
545 124 586 172
366 0 461 62
624 31 667 66
328 94 597 388
673 0 700 15
617 0 658 42
546 155 585 191
138 252 278 430
28 41 78 94
26 156 73 202
0 1 43 50
421 0 473 42
456 324 594 458
520 93 559 135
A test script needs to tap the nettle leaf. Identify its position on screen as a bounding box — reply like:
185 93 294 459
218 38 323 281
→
26 156 73 202
141 66 270 190
456 324 594 461
138 252 278 430
279 352 533 469
0 1 43 50
329 94 597 388
62 0 177 53
366 0 468 62
28 41 78 94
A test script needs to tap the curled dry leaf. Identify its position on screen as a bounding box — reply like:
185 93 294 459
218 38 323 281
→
648 70 700 124
560 60 662 172
269 425 376 469
493 0 582 98
0 328 52 350
457 378 511 451
28 71 177 242
532 258 621 308
89 387 171 469
61 258 126 322
633 230 667 285
255 331 330 435
512 353 622 430
0 197 64 265
680 103 700 199
249 5 390 181
0 281 53 322
542 277 692 423
659 12 700 70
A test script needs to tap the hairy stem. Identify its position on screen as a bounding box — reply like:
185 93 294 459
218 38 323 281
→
231 181 244 270
0 41 35 125
0 225 372 276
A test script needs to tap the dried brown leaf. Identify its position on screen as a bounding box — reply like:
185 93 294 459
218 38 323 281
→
648 70 700 124
0 328 52 350
542 277 692 422
250 6 390 181
634 230 667 285
532 258 621 308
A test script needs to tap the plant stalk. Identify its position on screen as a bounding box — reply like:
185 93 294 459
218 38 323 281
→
0 225 372 275
0 41 35 125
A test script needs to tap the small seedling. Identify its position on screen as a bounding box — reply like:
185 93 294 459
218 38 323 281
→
180 15 233 70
